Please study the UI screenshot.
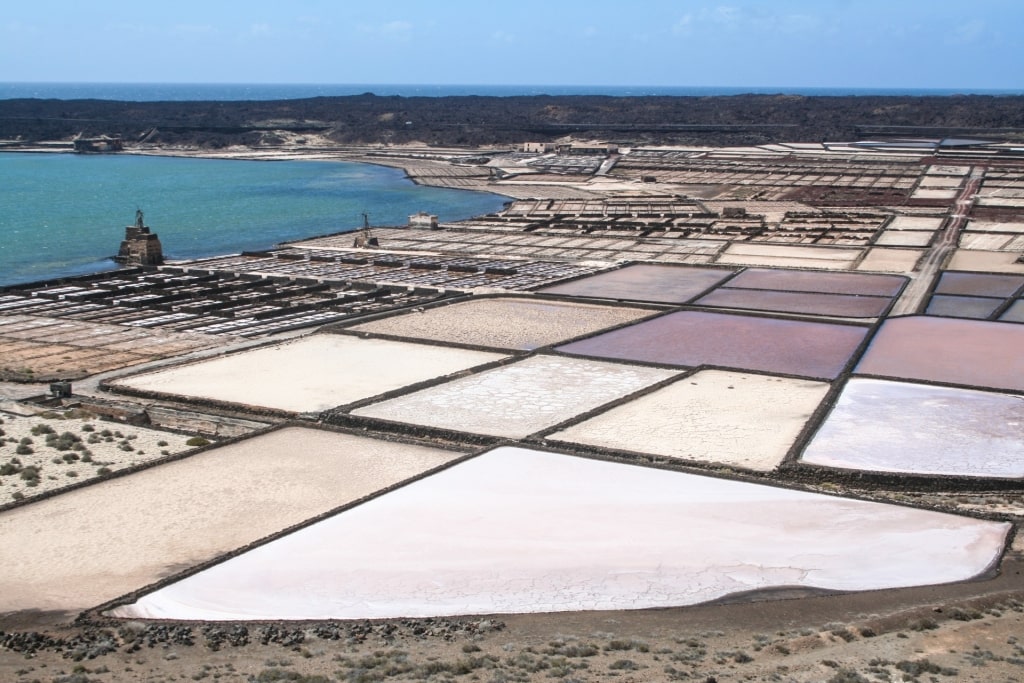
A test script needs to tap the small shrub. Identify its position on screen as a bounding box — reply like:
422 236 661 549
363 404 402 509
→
11 491 24 501
186 436 210 447
20 466 40 481
15 444 33 455
81 424 95 432
31 424 55 436
97 466 112 475
609 659 638 670
157 440 169 447
67 470 78 478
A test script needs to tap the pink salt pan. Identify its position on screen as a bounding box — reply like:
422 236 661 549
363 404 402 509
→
113 447 1009 621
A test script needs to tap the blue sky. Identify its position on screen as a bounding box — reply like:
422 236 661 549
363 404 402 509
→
2 0 1021 89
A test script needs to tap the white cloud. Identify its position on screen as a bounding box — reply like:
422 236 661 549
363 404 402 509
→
948 19 986 45
672 14 693 35
710 6 742 26
357 20 413 41
171 23 215 37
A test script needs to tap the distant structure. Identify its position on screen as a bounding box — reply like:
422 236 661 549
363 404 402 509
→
522 142 555 154
409 211 439 229
352 212 379 248
73 135 123 153
116 210 164 266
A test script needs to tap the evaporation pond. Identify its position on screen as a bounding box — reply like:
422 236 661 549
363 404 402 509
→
0 427 463 615
802 379 1024 477
112 446 1009 620
548 370 829 471
352 355 678 438
539 264 734 303
112 334 505 412
556 310 868 379
695 288 891 318
856 317 1024 392
723 268 906 297
348 297 655 350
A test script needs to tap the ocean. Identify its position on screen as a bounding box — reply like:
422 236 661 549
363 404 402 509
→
2 83 1021 101
0 153 508 288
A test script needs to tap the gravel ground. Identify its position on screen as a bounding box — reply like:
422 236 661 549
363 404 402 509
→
0 409 198 506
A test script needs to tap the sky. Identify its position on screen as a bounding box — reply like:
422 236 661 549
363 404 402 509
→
2 0 1022 90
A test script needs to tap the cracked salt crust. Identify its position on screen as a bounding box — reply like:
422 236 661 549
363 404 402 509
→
0 427 463 615
112 334 505 413
801 379 1024 478
352 355 678 438
112 446 1010 621
548 370 829 471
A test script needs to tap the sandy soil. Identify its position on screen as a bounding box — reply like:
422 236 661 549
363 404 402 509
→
6 588 1024 682
0 410 197 505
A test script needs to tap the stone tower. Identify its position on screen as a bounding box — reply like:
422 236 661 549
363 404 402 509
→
117 210 164 266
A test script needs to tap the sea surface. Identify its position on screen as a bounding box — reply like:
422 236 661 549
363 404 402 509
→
2 83 1021 101
0 153 507 287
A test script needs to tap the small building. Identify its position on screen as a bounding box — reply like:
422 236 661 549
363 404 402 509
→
522 142 555 154
409 211 439 229
116 210 164 266
73 136 124 153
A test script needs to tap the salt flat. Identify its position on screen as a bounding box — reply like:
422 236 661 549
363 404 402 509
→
548 370 829 471
111 334 505 412
0 427 463 616
801 379 1024 477
352 355 677 438
112 446 1010 621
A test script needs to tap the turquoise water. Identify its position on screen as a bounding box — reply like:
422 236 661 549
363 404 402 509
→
0 153 507 287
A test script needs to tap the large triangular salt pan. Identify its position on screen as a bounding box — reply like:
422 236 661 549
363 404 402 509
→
113 447 1009 620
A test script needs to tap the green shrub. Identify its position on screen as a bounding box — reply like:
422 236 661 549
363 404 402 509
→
186 436 210 447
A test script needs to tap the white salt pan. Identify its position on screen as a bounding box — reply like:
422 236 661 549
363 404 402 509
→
548 370 829 471
801 379 1024 477
112 334 505 412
